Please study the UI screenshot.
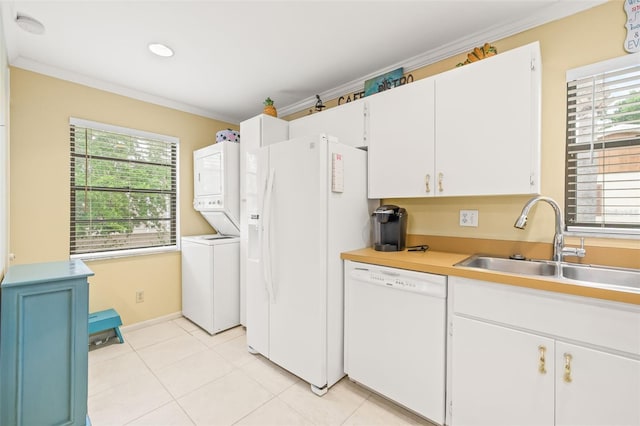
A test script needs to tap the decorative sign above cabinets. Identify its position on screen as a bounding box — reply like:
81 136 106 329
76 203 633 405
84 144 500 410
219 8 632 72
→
337 91 366 105
364 67 405 96
625 0 640 53
338 69 414 105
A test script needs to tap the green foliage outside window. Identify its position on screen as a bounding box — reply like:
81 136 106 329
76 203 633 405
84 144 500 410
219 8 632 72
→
70 124 177 255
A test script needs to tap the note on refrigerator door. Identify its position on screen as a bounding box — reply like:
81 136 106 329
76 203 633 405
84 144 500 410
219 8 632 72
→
331 153 344 193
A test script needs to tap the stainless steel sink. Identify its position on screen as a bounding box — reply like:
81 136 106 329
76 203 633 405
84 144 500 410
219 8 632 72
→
561 264 640 290
456 255 557 277
456 254 640 293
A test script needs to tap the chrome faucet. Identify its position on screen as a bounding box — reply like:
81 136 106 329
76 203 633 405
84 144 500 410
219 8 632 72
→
514 196 585 262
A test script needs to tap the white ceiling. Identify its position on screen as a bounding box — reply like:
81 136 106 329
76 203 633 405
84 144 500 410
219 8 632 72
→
0 0 605 124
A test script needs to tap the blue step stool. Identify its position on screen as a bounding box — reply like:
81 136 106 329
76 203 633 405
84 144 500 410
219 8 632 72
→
88 309 124 343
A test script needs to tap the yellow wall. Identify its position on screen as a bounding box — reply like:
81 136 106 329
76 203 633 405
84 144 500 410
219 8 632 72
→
289 1 639 251
9 68 236 324
8 1 639 326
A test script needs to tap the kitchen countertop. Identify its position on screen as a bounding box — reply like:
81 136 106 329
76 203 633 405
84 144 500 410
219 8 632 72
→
341 248 640 306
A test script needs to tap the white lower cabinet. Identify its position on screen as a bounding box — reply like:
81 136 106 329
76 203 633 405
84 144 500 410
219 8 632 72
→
448 277 640 426
555 342 640 426
450 316 554 426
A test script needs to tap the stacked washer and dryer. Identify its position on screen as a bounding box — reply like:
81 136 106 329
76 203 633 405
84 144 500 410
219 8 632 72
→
181 141 241 335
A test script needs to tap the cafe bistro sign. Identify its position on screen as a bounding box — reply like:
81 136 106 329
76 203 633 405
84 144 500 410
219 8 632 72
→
337 67 414 105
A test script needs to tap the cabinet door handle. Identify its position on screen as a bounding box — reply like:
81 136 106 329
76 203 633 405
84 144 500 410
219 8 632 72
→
438 172 444 192
538 345 547 374
563 353 573 383
425 174 431 193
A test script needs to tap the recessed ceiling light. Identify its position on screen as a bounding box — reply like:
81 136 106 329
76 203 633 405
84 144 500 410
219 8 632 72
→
148 43 174 58
15 13 45 35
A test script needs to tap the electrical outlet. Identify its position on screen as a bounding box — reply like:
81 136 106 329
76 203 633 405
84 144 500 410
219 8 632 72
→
460 210 479 227
136 290 144 303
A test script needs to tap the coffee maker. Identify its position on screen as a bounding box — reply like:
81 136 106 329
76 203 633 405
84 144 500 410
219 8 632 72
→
372 205 407 251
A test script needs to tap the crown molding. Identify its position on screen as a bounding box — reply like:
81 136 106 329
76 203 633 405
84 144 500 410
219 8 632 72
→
6 1 606 123
278 0 606 117
11 56 240 124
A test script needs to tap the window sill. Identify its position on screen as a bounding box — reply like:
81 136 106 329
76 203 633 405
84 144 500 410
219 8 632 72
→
70 246 179 262
566 228 640 240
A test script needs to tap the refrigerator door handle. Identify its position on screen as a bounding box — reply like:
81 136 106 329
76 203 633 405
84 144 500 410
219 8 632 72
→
262 167 276 302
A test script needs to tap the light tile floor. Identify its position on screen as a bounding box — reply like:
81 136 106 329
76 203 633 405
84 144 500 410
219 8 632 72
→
88 317 437 426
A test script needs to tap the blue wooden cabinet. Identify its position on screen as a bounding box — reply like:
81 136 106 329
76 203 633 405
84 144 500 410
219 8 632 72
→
1 259 94 426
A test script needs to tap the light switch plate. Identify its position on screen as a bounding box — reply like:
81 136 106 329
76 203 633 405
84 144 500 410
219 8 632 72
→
460 210 478 227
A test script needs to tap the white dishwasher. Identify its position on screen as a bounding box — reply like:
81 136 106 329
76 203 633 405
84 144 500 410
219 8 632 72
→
344 260 447 425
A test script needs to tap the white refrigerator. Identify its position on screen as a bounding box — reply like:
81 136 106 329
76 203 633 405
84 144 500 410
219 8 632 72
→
240 115 289 326
245 134 374 395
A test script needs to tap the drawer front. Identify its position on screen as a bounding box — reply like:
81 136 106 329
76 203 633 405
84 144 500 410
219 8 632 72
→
451 276 640 356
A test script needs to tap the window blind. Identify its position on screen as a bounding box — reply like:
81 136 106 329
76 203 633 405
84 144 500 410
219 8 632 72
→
565 56 640 235
70 119 178 256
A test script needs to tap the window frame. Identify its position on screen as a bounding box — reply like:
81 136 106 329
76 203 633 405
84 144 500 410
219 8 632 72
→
69 118 180 259
565 53 640 239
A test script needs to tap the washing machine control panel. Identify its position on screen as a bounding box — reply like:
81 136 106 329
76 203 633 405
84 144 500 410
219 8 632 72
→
193 195 224 210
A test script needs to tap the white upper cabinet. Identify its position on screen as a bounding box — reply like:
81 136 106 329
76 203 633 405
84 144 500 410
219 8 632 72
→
367 41 541 199
435 42 541 197
289 98 367 148
241 114 289 154
367 77 435 199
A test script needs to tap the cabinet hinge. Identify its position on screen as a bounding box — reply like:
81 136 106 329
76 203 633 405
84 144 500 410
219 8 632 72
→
530 172 535 186
448 320 453 337
530 58 536 71
449 400 453 416
363 103 369 144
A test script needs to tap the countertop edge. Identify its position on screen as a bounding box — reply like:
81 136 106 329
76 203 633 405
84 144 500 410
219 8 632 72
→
341 249 640 306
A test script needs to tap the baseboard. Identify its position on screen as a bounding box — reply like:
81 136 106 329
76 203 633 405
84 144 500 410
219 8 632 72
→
120 311 183 333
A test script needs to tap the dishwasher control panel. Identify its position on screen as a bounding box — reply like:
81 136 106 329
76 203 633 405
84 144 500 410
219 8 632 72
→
349 265 446 298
